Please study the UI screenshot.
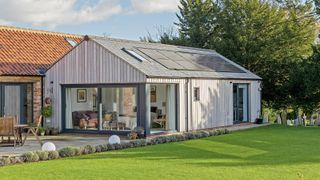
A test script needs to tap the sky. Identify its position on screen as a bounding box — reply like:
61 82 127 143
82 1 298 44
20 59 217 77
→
0 0 180 40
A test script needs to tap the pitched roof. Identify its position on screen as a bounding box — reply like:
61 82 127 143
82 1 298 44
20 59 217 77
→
0 26 83 76
90 36 261 80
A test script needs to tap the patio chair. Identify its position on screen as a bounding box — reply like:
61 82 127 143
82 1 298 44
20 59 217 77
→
0 116 17 147
22 115 43 146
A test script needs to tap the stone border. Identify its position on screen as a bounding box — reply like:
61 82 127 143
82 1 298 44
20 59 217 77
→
0 128 230 167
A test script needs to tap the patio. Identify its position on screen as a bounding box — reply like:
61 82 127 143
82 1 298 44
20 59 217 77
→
0 134 127 156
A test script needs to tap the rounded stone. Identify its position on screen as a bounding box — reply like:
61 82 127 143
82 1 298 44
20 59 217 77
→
42 142 56 151
108 135 121 145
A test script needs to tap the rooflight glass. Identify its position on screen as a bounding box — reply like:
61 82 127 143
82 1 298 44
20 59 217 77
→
66 38 77 47
125 49 146 62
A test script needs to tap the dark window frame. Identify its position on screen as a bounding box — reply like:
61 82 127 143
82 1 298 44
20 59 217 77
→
193 87 200 101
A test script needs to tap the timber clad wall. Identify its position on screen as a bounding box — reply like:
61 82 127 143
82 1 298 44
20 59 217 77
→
147 78 261 131
0 76 42 120
45 40 146 129
190 79 261 130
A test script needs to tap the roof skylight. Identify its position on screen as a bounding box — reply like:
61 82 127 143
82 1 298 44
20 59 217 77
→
66 38 77 47
122 48 146 62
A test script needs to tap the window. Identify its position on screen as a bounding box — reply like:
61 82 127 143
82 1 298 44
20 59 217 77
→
194 87 200 101
122 48 146 62
66 38 78 47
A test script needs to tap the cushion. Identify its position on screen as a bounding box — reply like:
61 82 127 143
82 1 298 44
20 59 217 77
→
82 114 90 120
87 112 98 119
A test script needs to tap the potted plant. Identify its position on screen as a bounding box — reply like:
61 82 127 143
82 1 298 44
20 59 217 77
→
51 128 59 135
128 131 138 140
256 116 263 124
39 127 46 136
45 126 52 135
41 106 53 125
133 126 145 138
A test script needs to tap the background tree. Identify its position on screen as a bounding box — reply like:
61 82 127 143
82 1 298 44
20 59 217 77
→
143 0 318 114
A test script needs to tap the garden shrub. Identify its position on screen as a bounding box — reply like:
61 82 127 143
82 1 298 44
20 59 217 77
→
0 157 11 166
95 145 102 152
35 151 49 161
81 145 96 155
48 151 59 160
107 144 115 150
59 147 79 157
23 152 39 162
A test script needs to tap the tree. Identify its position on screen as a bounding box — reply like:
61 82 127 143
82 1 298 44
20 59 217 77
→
289 45 320 114
146 0 317 111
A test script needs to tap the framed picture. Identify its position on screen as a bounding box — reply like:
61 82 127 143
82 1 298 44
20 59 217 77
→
150 85 157 102
77 89 87 103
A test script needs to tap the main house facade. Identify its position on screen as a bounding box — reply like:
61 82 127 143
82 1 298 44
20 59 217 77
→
0 26 262 136
0 26 81 125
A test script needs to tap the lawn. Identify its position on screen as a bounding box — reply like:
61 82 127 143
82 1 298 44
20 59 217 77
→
1 125 320 179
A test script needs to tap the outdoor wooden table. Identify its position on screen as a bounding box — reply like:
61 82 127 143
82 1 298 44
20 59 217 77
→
22 126 42 146
14 124 28 146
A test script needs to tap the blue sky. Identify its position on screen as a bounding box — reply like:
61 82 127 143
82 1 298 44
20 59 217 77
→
0 0 180 40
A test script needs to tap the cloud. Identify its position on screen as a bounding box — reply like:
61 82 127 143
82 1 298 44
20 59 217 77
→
130 0 180 13
0 0 122 28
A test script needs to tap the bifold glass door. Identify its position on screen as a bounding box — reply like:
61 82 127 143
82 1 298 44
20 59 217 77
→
64 86 137 132
149 84 177 133
0 84 33 124
233 84 249 123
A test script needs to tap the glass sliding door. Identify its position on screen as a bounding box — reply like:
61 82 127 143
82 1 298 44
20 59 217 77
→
64 86 137 132
65 88 98 130
0 84 33 124
233 84 249 123
100 87 137 131
149 84 177 133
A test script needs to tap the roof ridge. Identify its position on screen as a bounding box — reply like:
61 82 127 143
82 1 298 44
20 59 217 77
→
0 25 83 38
89 35 216 53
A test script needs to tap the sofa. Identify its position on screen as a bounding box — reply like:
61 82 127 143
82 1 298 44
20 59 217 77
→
72 111 98 129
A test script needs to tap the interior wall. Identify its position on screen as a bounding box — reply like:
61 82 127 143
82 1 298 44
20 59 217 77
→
70 88 96 112
150 84 167 114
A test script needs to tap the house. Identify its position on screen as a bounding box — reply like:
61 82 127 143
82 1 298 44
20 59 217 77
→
0 26 82 124
45 35 262 135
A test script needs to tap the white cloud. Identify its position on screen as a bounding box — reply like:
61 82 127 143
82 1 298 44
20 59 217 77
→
0 0 122 28
130 0 180 13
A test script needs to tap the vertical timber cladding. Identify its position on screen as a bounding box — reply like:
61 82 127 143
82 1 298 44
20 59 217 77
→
45 40 146 130
0 76 42 121
190 79 261 130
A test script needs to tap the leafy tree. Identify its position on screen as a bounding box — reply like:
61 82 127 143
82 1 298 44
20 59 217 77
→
145 0 318 112
289 45 320 114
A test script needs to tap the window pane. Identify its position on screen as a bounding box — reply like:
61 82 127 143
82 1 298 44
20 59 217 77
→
65 88 98 130
100 87 137 131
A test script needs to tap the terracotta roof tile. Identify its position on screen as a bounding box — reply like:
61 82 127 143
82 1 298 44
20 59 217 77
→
0 26 83 75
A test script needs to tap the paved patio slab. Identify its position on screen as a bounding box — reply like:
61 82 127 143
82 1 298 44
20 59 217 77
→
0 134 122 156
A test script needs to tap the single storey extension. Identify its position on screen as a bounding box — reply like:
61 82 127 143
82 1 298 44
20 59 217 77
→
45 35 262 135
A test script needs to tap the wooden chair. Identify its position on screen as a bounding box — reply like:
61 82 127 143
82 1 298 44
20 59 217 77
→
22 116 43 146
0 116 17 147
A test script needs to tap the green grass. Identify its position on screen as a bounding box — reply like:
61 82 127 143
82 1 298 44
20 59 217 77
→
1 125 320 179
